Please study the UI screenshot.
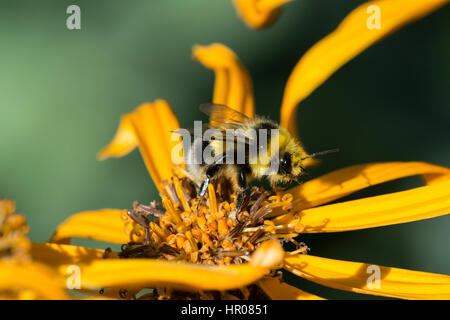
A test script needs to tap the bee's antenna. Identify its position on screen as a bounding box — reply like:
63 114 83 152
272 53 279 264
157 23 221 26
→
301 148 339 160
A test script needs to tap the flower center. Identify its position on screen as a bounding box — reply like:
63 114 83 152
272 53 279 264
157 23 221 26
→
119 176 306 265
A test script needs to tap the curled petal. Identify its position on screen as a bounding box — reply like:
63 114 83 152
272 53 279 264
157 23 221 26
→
97 114 137 160
280 0 449 136
193 43 254 117
233 0 293 29
0 262 69 300
289 162 450 211
258 277 325 300
98 100 183 190
284 254 450 300
250 239 284 268
277 177 450 233
61 242 282 291
50 209 135 244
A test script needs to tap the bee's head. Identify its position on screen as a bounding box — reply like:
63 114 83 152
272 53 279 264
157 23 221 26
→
267 151 306 188
275 151 306 184
267 127 309 187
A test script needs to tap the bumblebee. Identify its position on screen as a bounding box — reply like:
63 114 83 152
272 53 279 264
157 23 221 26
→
180 103 336 212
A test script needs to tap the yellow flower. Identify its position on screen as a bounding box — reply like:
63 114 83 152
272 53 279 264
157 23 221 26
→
0 199 69 299
4 0 449 300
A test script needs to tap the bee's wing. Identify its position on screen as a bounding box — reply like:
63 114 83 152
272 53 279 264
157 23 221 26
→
172 126 253 146
199 103 257 146
173 103 256 146
172 123 213 140
199 103 252 130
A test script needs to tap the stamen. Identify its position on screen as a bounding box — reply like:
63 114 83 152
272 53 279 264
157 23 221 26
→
161 196 183 225
144 228 150 245
227 219 247 238
207 184 218 216
127 210 150 228
173 176 191 212
149 222 167 240
249 206 272 226
236 192 252 215
169 180 181 205
185 231 198 254
286 239 309 255
245 226 265 245
217 250 251 258
162 180 178 205
249 191 265 216
242 227 258 233
133 201 164 218
287 246 309 255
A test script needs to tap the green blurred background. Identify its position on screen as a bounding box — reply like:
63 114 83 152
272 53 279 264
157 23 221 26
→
0 0 449 299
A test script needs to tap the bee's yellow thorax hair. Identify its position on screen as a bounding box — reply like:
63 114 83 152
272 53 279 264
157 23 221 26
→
249 126 295 178
206 119 308 184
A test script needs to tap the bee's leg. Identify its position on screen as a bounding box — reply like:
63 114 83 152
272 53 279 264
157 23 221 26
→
196 177 210 214
196 155 226 215
298 164 312 180
198 177 210 200
235 191 246 214
235 166 249 214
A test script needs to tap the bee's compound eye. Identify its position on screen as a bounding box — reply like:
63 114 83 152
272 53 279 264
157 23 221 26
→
280 153 292 174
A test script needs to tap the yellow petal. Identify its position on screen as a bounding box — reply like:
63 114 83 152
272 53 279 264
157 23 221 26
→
31 242 115 267
50 209 136 244
280 0 449 136
193 43 254 117
98 100 183 190
0 198 16 215
232 0 293 29
97 114 137 160
63 259 265 291
290 162 450 211
60 241 283 291
0 262 69 299
258 277 325 300
278 177 450 233
284 254 450 299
